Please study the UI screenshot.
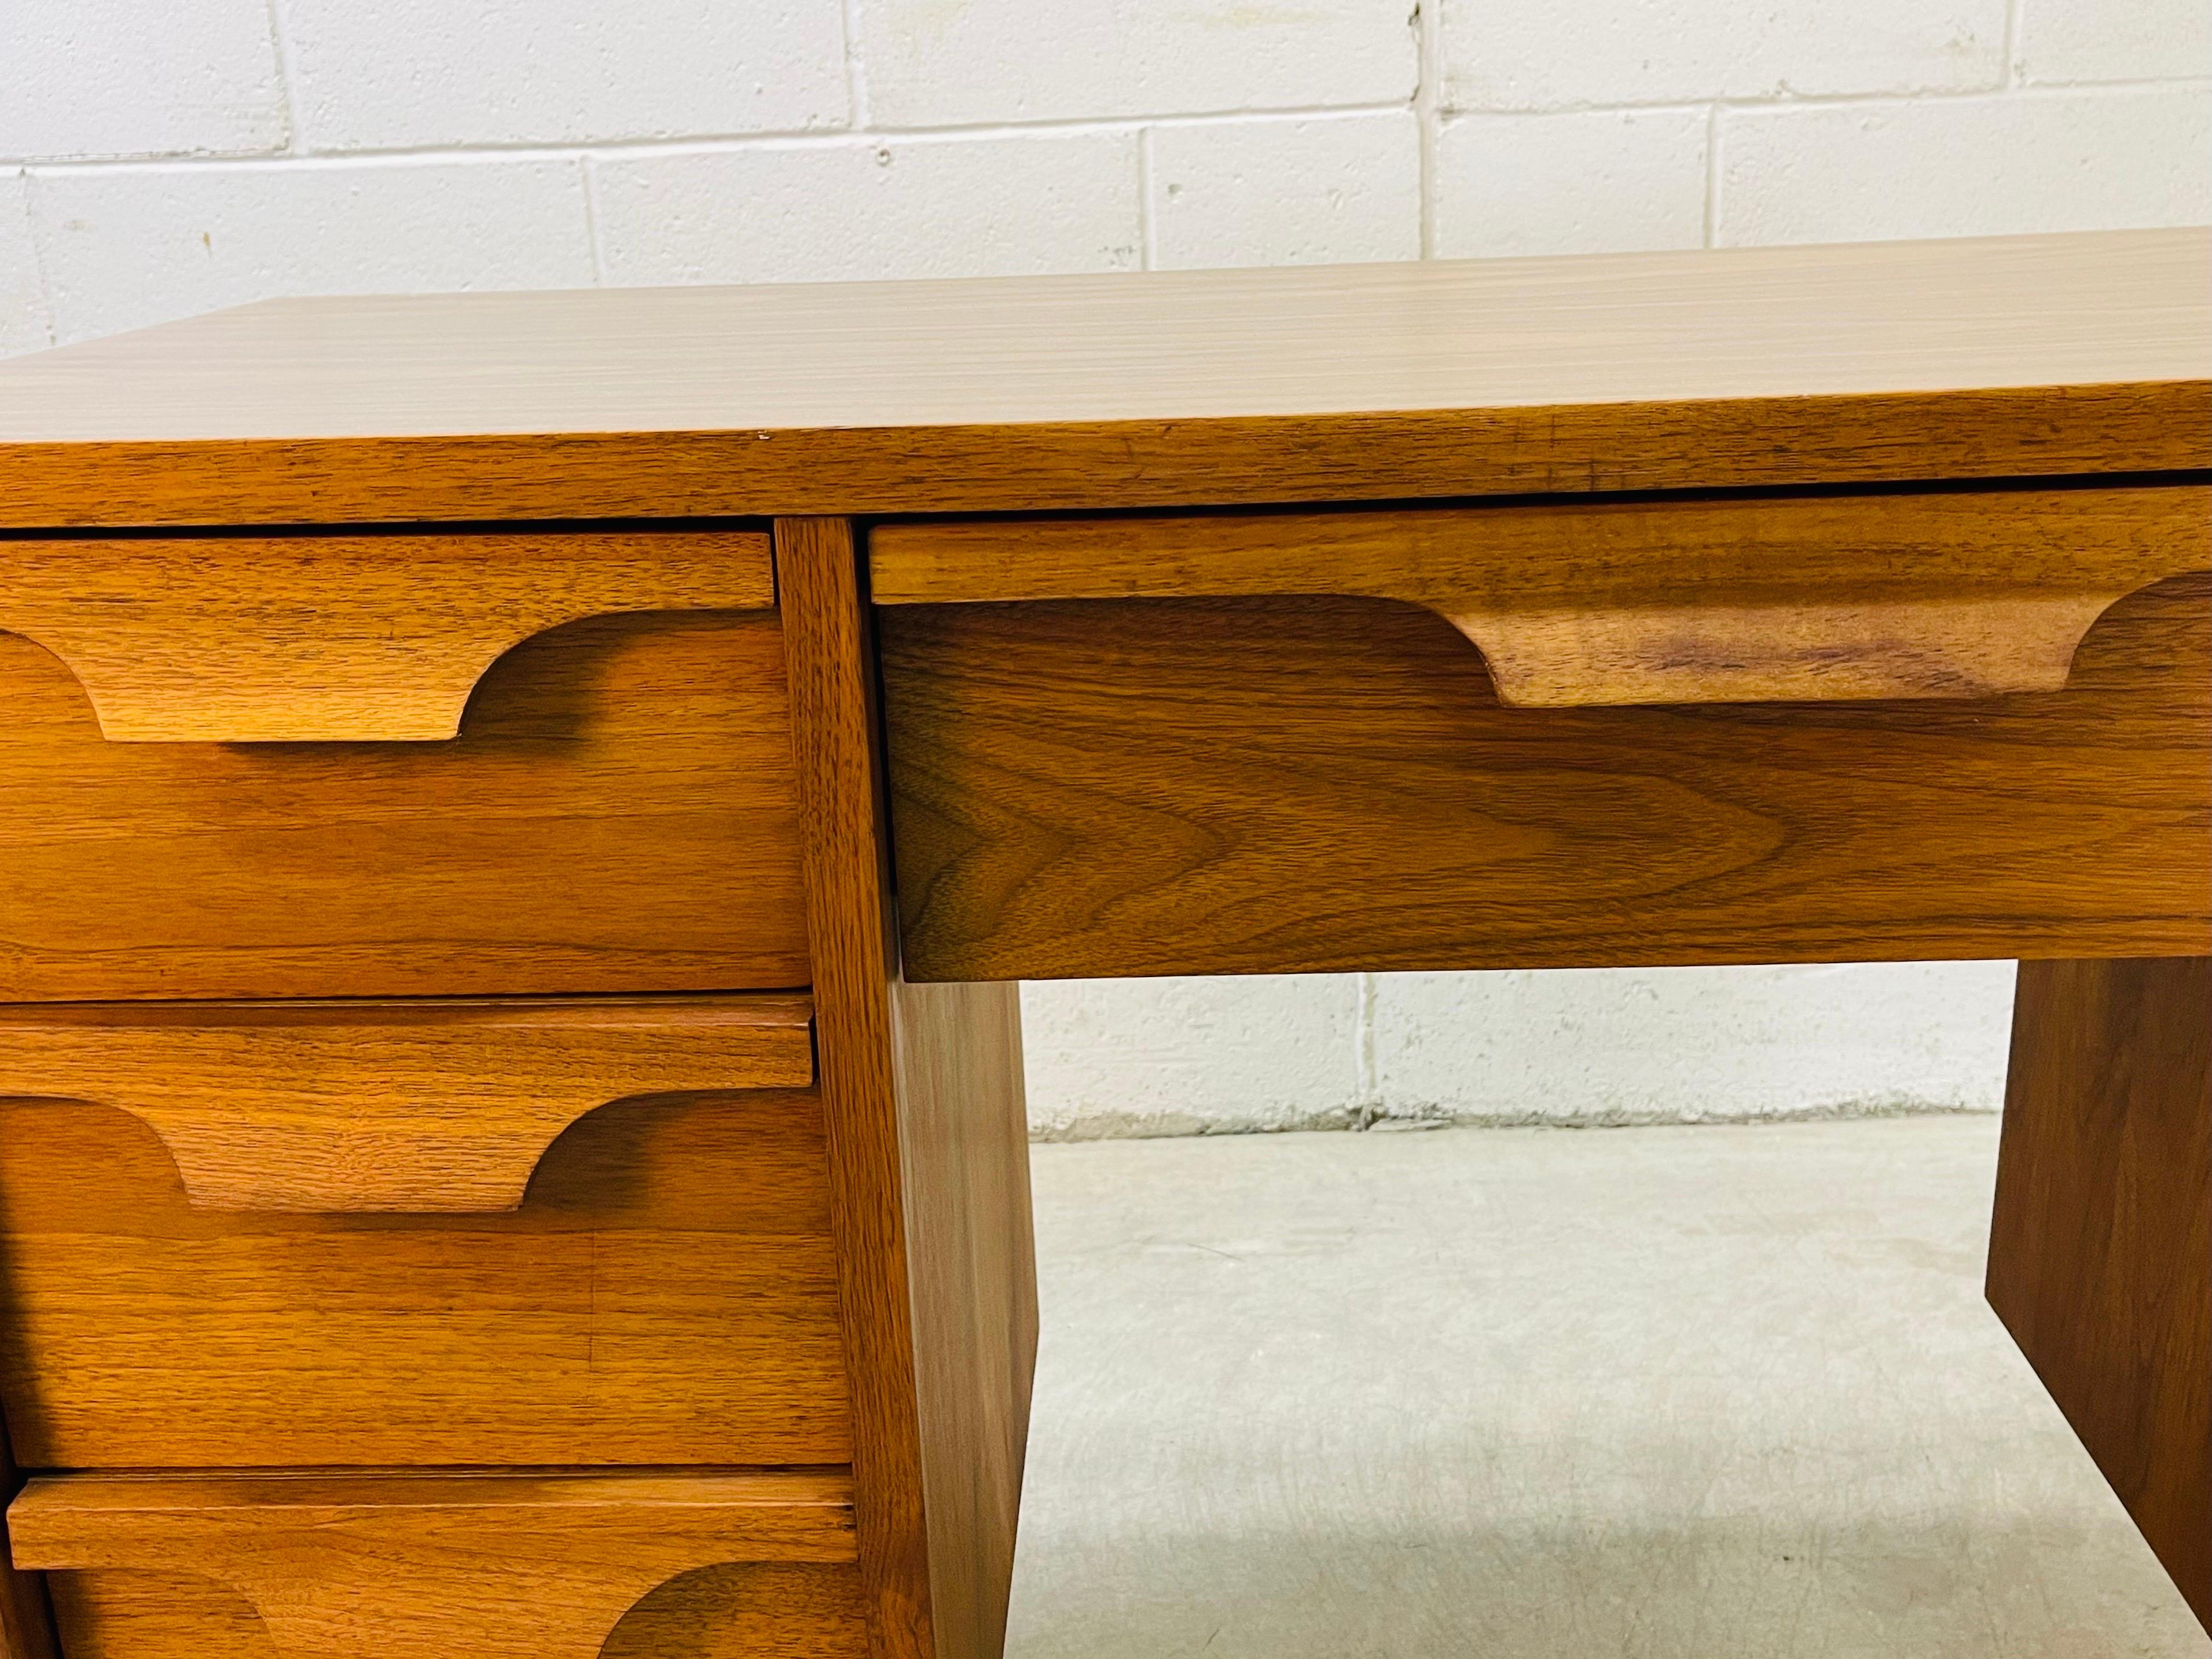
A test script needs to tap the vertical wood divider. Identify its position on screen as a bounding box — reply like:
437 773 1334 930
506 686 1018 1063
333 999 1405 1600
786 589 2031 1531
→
779 516 1037 1659
779 516 936 1659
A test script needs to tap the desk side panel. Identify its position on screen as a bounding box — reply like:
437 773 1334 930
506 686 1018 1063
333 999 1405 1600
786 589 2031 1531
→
1989 956 2211 1631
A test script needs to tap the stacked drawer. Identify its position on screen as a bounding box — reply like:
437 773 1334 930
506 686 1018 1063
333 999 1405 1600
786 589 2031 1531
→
0 529 864 1657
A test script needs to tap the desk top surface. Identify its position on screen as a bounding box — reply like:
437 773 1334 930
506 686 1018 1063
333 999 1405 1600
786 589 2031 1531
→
0 229 2204 526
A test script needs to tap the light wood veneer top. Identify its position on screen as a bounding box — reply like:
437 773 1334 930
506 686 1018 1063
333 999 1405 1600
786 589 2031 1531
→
0 229 2202 523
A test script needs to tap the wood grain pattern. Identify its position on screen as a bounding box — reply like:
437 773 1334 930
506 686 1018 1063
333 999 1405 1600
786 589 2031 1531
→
0 1090 850 1469
602 1562 871 1659
780 517 935 1659
1988 957 2211 1631
0 531 771 741
882 577 2211 982
890 979 1035 1659
871 484 2210 706
9 1470 856 1659
780 519 1040 1659
46 1562 867 1659
44 1573 273 1659
0 610 809 1002
0 996 813 1213
0 233 2202 524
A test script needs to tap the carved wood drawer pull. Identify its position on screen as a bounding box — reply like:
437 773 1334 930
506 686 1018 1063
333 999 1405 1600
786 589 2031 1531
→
9 1469 856 1659
869 486 2211 706
0 529 773 741
0 996 815 1212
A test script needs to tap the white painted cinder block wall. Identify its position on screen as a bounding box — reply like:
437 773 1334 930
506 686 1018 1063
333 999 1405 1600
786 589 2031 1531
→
4 0 2206 1133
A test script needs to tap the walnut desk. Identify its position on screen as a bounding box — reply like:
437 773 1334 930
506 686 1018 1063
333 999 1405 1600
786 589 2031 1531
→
0 228 2203 1658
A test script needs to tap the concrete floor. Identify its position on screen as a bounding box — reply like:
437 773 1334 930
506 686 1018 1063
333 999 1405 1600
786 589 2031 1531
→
1008 1117 2207 1659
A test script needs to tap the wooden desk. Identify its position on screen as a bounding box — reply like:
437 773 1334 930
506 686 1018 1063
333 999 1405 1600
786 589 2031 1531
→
0 229 2203 1658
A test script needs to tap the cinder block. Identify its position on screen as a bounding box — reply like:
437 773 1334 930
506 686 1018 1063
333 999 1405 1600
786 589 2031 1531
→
1147 112 1418 270
2017 0 2212 84
31 158 593 344
1023 975 1366 1139
0 0 285 161
858 0 1415 126
593 133 1141 286
1719 87 2212 245
0 172 50 356
1434 108 1707 257
281 0 848 150
1442 0 2005 109
1371 962 2017 1125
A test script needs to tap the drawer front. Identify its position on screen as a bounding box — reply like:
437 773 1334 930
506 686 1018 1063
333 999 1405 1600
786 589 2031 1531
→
0 528 778 743
0 531 809 1003
0 998 850 1469
0 994 818 1213
14 1470 865 1659
43 1564 868 1659
879 575 2212 980
872 485 2211 707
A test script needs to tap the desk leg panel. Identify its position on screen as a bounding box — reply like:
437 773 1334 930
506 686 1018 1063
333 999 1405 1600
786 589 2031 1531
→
1988 956 2210 1629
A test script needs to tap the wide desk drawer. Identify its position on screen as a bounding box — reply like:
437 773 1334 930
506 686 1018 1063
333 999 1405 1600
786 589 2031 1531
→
12 1469 865 1659
0 995 850 1470
871 485 2212 979
0 528 808 1001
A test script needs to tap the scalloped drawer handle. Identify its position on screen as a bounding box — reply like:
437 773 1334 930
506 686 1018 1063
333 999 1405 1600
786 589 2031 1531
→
0 996 815 1212
0 530 773 742
867 486 2212 706
9 1469 856 1659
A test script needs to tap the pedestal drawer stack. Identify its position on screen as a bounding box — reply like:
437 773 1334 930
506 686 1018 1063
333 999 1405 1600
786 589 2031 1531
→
0 526 997 1659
